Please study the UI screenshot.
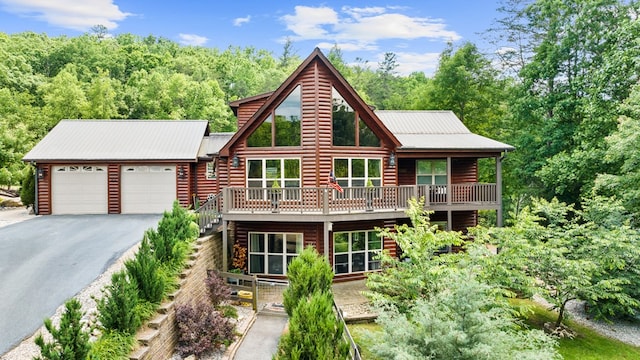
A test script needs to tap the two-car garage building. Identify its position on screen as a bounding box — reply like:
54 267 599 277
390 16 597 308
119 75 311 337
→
23 120 210 215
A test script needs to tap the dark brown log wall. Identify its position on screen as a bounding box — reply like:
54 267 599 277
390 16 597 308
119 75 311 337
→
227 58 397 189
237 98 268 129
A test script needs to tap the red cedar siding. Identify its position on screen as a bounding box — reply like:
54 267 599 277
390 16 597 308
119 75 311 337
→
194 161 217 204
176 163 191 208
108 164 120 214
37 164 51 215
236 98 268 129
226 59 398 190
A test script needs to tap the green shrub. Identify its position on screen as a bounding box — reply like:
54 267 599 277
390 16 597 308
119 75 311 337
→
125 236 165 304
20 166 35 209
148 201 197 265
282 246 333 317
275 291 350 360
97 271 141 335
86 331 135 360
175 302 235 358
34 298 90 360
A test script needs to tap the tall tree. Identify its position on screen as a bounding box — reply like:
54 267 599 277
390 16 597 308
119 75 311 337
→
416 42 507 136
500 0 640 206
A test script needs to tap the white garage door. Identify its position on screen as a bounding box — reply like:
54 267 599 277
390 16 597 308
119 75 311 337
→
52 165 108 214
121 165 176 214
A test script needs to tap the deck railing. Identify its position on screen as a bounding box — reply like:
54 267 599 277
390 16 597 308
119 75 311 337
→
195 193 222 233
195 183 498 233
222 183 497 214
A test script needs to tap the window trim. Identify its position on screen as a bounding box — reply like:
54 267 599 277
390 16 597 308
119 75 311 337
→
206 161 216 180
333 158 382 188
248 232 303 275
333 230 382 274
416 159 448 185
246 158 301 200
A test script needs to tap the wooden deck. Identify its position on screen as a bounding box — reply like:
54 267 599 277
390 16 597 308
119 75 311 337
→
197 184 498 233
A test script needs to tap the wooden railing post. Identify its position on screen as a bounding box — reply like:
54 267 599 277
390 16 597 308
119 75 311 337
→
323 188 329 214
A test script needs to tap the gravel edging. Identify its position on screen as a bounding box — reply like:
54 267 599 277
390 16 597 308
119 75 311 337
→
0 242 141 360
533 294 640 347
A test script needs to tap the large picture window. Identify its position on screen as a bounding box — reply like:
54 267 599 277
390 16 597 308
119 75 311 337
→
332 87 380 147
333 158 382 188
417 159 447 185
247 158 300 199
249 232 303 275
248 85 301 147
333 230 381 274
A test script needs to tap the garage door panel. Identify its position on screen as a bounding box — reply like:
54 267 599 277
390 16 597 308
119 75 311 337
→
52 166 108 214
121 165 176 214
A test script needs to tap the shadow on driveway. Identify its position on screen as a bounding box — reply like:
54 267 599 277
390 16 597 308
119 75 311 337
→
0 214 161 355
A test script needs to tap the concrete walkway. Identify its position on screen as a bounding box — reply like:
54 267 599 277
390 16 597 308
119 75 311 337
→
233 314 288 360
231 280 373 360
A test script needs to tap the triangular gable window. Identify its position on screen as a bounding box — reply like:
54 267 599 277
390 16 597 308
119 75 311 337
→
247 85 301 147
332 87 380 147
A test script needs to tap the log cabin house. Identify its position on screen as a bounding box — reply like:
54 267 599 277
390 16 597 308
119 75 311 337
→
23 48 513 281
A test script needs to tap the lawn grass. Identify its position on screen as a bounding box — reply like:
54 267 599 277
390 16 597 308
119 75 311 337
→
348 300 640 360
347 323 381 360
511 298 640 360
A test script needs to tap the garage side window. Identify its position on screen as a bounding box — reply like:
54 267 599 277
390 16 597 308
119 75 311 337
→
206 161 216 180
248 232 303 275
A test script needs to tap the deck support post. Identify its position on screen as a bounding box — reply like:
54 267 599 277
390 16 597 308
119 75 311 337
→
222 219 228 271
323 221 331 262
496 154 504 227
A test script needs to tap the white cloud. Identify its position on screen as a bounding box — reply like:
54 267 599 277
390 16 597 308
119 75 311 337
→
316 41 378 52
388 51 441 76
281 5 460 51
281 6 338 38
233 15 251 27
0 0 130 31
341 6 385 19
178 33 208 46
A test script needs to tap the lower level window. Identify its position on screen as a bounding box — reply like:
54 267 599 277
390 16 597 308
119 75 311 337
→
249 232 303 275
333 230 381 274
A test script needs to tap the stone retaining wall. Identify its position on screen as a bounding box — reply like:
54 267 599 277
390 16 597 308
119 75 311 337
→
129 233 223 360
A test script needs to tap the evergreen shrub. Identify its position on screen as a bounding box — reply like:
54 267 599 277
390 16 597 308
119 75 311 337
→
34 298 90 360
97 271 141 335
282 246 333 317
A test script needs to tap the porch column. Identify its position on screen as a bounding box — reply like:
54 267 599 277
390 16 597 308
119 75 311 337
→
496 154 504 227
447 211 453 231
323 221 331 262
446 157 452 205
222 219 228 271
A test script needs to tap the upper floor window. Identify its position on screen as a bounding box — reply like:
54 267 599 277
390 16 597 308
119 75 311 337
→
332 87 380 147
247 158 301 199
248 85 301 147
417 159 447 185
334 158 382 188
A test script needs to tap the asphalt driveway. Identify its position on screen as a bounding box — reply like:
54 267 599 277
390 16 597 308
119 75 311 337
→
0 214 161 355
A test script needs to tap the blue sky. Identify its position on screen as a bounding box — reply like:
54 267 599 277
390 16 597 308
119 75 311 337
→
0 0 503 75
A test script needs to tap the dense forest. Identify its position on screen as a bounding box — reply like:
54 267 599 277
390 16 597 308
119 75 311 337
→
1 0 639 226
